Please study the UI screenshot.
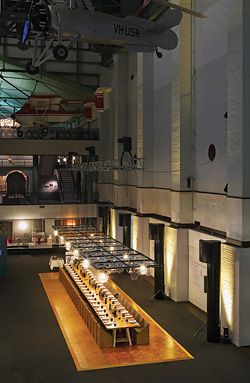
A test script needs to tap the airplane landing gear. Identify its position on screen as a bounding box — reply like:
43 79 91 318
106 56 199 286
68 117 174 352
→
155 48 163 58
26 61 39 75
53 45 68 61
18 42 30 51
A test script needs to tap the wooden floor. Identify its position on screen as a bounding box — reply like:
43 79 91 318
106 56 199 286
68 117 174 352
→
39 272 193 371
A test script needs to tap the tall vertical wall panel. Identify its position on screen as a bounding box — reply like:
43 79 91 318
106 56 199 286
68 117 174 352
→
195 0 227 194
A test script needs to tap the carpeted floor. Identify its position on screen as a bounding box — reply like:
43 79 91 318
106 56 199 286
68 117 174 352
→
0 254 250 383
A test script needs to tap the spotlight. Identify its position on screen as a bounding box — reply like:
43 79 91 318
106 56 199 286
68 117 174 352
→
73 249 79 256
65 241 71 251
54 230 58 237
97 272 109 283
18 221 28 231
139 265 147 275
82 259 90 268
63 157 67 163
123 253 129 260
57 157 61 164
110 246 114 251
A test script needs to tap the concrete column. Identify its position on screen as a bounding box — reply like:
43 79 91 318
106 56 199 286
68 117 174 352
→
140 53 154 187
237 248 250 346
222 244 250 347
112 53 129 187
136 53 154 211
165 226 189 301
227 1 250 242
136 216 150 256
171 3 194 223
32 155 39 204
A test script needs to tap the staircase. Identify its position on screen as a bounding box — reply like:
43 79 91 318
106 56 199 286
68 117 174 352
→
57 169 78 203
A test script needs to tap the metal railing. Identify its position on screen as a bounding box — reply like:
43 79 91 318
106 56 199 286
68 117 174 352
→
0 160 33 167
0 191 99 205
62 158 144 172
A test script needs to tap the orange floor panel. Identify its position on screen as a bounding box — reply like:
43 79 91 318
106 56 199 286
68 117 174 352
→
39 272 193 371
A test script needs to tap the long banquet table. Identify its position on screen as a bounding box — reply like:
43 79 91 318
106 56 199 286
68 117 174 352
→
60 264 144 348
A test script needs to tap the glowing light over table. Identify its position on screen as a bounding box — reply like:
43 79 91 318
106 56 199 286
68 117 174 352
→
139 265 147 275
18 221 28 231
97 272 109 283
82 259 90 268
65 241 71 251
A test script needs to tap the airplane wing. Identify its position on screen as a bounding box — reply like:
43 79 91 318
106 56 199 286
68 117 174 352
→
129 1 182 33
148 8 183 33
125 10 182 34
153 0 207 19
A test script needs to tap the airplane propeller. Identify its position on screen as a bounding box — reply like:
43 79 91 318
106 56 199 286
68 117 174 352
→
152 0 207 18
18 0 34 50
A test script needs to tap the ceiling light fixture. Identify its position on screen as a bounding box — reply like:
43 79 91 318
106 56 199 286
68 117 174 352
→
18 221 28 231
139 265 148 276
82 259 90 268
65 241 71 251
73 249 79 256
97 272 109 283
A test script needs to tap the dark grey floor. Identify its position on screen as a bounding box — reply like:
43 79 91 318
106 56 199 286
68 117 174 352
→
0 254 250 383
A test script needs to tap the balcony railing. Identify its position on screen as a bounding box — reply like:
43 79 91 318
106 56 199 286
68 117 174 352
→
0 191 99 205
0 159 33 167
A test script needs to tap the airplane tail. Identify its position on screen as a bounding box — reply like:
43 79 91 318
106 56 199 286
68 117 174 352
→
157 29 178 50
154 8 183 30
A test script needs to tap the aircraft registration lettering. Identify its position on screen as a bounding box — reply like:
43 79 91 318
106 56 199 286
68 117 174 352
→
113 24 140 38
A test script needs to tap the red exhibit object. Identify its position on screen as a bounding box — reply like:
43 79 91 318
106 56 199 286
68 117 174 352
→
84 102 97 120
12 94 84 127
95 88 111 112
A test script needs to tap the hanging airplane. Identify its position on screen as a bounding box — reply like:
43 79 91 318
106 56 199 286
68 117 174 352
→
15 0 206 75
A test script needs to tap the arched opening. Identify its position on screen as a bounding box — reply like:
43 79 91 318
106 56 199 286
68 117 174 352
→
6 171 27 197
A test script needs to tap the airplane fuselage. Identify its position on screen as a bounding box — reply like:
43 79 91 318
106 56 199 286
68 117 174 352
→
113 24 140 39
49 7 179 51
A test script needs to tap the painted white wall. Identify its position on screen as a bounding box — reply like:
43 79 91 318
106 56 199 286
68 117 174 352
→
45 219 55 236
195 0 228 194
238 248 250 346
193 192 227 233
152 51 172 189
0 204 97 220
